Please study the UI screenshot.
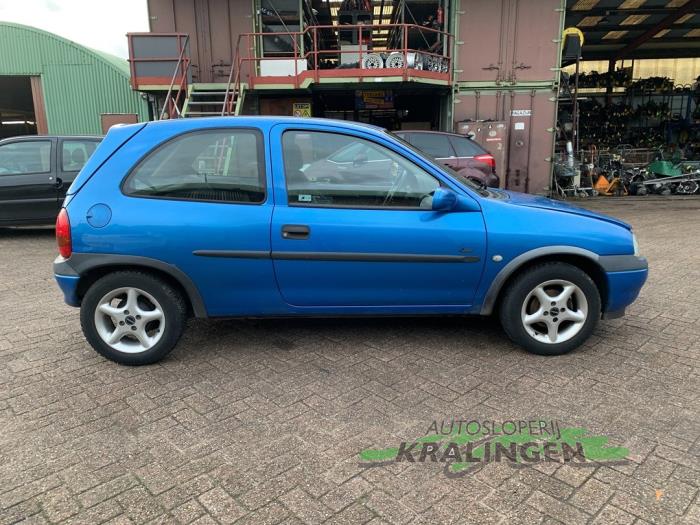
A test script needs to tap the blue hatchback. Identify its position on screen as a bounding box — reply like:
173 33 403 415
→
53 117 647 365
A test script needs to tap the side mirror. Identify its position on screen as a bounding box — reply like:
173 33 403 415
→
431 187 458 211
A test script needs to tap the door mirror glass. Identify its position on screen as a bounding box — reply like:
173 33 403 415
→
431 187 458 211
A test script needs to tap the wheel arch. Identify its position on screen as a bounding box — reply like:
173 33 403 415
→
68 254 207 318
480 247 608 316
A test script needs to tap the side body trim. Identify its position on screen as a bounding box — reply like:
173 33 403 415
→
193 250 480 263
193 250 269 259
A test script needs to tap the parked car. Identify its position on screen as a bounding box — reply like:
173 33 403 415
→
394 130 500 188
0 135 101 226
53 117 647 365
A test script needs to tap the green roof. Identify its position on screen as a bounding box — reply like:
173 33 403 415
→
0 21 147 134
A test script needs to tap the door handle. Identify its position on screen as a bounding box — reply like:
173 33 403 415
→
281 224 310 240
54 177 63 189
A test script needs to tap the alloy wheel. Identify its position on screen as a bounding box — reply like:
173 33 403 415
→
520 279 588 344
94 287 165 353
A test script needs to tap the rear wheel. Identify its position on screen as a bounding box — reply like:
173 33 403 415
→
499 263 601 356
80 271 187 365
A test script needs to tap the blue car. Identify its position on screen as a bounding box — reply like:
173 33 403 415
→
53 117 647 365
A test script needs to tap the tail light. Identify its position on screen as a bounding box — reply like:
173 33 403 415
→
56 208 72 258
474 154 495 172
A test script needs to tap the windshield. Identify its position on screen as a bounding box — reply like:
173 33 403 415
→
387 131 489 197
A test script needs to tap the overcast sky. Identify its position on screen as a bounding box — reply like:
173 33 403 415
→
0 0 149 58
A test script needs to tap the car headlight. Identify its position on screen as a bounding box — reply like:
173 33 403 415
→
632 233 640 256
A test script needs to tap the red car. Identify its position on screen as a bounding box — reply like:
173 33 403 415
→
394 130 500 188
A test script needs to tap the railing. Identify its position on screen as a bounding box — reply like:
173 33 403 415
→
233 22 453 91
222 43 242 116
127 33 191 90
159 35 190 119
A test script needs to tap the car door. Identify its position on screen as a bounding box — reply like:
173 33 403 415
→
115 126 277 316
270 124 487 310
0 138 58 223
58 138 101 201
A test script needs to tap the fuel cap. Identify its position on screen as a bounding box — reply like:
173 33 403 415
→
86 203 112 228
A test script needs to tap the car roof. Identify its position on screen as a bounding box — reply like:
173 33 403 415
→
143 116 387 135
0 135 102 144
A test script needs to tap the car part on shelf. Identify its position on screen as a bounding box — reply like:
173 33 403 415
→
385 52 404 69
361 53 383 69
407 52 423 70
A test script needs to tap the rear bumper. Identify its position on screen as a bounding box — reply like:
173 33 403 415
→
54 256 80 307
55 273 81 307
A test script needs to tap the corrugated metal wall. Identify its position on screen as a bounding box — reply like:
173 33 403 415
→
0 22 148 135
147 0 255 83
451 0 565 194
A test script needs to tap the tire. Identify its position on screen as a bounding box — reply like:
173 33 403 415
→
80 271 187 365
498 262 601 356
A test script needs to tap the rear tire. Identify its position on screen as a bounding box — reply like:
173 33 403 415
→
499 262 601 356
80 271 187 365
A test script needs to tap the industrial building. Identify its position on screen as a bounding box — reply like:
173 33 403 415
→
127 0 700 195
0 22 148 139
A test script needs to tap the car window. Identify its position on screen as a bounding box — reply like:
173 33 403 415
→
0 141 51 175
282 130 440 208
123 129 265 204
448 136 484 157
327 142 386 163
62 140 100 172
406 133 454 158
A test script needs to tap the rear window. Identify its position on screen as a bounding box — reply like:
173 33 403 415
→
403 133 454 159
448 136 485 157
123 129 265 204
62 140 100 172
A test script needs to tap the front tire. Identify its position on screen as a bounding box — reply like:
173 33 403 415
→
499 262 601 356
80 271 187 365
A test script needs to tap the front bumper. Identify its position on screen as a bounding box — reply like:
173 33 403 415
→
599 255 648 317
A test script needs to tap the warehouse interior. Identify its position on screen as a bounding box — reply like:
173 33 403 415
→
555 0 700 197
0 76 38 139
252 0 451 129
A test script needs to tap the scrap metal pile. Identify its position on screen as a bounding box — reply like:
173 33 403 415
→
553 145 700 198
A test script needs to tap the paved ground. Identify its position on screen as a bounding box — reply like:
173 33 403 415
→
0 197 698 525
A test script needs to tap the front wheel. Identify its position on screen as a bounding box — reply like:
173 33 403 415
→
499 263 601 356
80 271 187 365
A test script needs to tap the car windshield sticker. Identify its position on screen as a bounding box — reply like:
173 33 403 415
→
298 194 312 202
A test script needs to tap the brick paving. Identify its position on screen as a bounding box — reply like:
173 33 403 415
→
0 197 698 524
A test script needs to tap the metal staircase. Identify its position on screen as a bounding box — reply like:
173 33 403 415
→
160 34 244 119
182 86 229 117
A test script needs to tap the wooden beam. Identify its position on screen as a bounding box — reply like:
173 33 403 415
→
615 0 700 60
30 76 48 135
